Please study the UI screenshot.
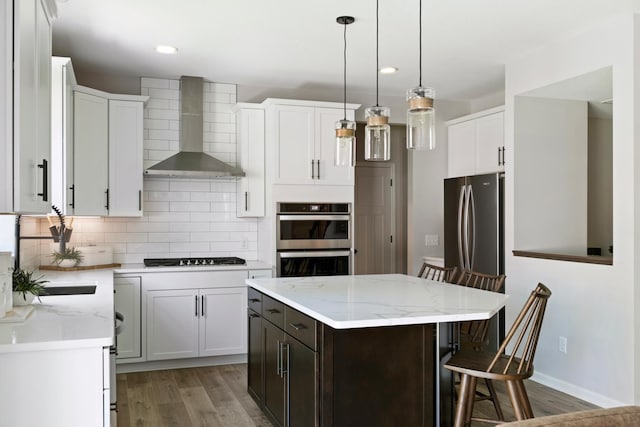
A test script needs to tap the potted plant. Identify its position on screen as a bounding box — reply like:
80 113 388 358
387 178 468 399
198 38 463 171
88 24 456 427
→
51 246 83 268
12 268 47 305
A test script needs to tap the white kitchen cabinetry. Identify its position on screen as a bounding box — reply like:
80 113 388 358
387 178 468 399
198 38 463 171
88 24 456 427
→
446 106 505 178
73 86 147 216
114 275 141 360
234 104 265 217
144 270 249 362
0 0 56 213
146 287 248 360
248 269 273 279
51 57 76 215
264 99 358 186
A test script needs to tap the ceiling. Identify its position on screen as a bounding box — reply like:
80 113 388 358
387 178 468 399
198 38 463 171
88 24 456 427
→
52 0 639 102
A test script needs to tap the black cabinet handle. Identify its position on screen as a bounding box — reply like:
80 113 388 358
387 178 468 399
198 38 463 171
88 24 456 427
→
244 191 248 211
105 189 109 210
249 298 260 303
37 159 48 201
69 185 75 208
316 160 320 180
266 308 281 314
201 295 205 317
501 146 506 166
195 295 199 317
288 322 307 331
249 313 260 318
311 160 315 179
138 190 142 211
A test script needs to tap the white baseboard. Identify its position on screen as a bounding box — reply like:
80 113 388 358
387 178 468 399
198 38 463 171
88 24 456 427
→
531 372 628 408
116 354 247 374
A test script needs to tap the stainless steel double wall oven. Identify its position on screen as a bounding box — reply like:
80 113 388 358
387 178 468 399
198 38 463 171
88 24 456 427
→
276 203 352 277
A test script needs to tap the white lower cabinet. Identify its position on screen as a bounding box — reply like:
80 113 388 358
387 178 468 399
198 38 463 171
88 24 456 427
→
114 275 141 360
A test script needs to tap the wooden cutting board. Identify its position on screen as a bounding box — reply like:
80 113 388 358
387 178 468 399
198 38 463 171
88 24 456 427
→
39 263 121 271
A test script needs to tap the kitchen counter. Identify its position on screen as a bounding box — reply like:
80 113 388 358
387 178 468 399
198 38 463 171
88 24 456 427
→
116 260 272 274
0 268 114 353
246 273 508 329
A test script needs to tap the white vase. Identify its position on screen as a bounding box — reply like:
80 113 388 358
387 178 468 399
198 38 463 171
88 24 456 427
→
58 259 77 268
12 292 35 306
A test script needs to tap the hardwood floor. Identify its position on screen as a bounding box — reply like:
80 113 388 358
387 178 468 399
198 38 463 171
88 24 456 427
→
117 364 597 426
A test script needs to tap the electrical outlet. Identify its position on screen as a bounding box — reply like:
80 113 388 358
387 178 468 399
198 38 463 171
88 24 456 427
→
559 336 567 354
425 234 439 246
241 237 249 250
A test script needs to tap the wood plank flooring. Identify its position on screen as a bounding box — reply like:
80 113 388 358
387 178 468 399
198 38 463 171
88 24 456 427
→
117 364 597 426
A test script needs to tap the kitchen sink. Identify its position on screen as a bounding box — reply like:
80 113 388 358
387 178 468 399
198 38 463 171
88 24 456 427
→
40 285 97 296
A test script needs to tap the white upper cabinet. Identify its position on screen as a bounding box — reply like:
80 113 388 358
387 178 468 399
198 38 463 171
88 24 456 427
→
73 86 147 217
234 104 265 217
51 57 76 215
446 106 505 178
264 99 358 186
1 0 56 213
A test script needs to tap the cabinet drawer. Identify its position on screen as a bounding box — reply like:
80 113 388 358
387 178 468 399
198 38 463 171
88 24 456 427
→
262 294 284 329
248 287 262 313
285 307 317 350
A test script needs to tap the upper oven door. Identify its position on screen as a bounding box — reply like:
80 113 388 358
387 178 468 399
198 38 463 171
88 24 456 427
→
276 214 351 250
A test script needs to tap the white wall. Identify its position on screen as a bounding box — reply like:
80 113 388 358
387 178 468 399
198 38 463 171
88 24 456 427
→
504 13 638 406
514 97 588 252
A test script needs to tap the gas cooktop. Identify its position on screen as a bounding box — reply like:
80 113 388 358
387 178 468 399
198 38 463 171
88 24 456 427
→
143 257 246 267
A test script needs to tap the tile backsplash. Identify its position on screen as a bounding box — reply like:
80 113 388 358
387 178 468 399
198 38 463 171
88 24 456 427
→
37 77 258 266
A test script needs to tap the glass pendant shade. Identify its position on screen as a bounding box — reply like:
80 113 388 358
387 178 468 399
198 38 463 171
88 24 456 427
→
335 119 356 167
406 86 435 150
364 106 391 161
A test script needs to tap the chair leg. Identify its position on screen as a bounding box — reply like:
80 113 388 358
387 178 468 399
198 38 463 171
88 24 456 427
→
454 374 477 427
484 378 505 421
514 380 534 419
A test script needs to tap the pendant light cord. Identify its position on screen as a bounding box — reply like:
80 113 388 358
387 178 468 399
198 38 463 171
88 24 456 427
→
376 0 380 107
419 0 422 86
343 21 347 120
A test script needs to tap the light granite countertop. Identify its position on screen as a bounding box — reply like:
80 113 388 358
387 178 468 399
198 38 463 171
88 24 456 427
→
0 269 114 352
247 273 509 329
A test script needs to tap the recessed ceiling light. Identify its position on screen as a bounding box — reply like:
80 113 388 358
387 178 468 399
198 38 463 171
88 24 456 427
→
379 67 398 74
155 45 178 54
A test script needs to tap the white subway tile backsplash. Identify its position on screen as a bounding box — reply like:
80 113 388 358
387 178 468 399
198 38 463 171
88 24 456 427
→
35 77 259 265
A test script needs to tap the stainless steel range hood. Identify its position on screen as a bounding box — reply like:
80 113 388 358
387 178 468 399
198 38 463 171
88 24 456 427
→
144 76 244 178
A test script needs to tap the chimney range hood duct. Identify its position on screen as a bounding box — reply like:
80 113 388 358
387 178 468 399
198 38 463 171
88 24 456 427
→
144 76 245 178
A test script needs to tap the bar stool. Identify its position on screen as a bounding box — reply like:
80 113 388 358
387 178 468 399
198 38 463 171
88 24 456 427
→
417 262 458 282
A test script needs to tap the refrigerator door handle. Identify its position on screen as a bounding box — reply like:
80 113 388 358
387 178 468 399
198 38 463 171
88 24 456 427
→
457 185 466 270
468 184 476 270
462 184 471 270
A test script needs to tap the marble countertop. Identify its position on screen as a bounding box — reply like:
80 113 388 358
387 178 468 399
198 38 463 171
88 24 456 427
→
116 260 272 274
247 274 509 329
0 269 114 353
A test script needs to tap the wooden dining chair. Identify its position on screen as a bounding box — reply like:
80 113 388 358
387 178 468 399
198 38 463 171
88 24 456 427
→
454 270 507 420
445 283 552 427
417 262 458 283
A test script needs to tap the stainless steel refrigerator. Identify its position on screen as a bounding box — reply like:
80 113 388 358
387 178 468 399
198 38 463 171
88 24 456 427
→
444 172 504 350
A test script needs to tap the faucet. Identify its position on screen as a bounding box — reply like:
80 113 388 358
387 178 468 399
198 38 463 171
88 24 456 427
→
14 205 72 270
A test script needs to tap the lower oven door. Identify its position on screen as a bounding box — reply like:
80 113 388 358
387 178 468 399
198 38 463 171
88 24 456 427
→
277 250 351 277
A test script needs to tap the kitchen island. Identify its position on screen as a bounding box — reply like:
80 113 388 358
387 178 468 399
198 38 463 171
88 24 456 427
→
0 269 114 427
246 274 508 427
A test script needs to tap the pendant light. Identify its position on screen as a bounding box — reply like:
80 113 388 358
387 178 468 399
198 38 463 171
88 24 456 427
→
364 0 391 162
406 0 436 151
335 16 356 167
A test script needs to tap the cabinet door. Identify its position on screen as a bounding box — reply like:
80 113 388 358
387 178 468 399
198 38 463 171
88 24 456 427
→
0 2 12 211
249 269 273 279
236 107 265 217
247 309 263 403
447 120 476 178
287 337 318 427
475 112 504 174
73 91 108 216
108 100 143 216
263 321 286 427
12 0 51 213
273 105 315 185
199 287 248 357
146 289 199 360
114 276 141 360
315 107 355 186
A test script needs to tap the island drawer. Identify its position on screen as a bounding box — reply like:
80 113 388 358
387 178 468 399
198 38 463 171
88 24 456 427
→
285 307 317 350
248 287 262 313
262 294 285 328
